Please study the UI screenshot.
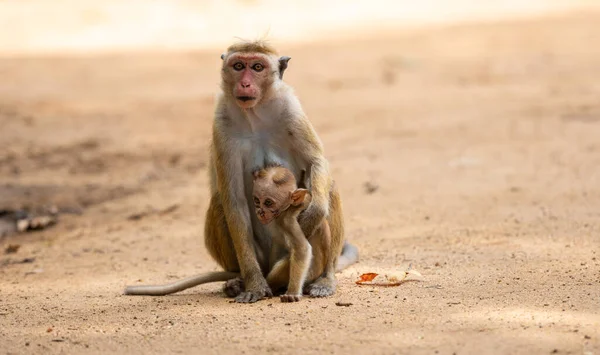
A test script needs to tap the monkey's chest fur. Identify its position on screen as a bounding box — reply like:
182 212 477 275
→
228 110 309 271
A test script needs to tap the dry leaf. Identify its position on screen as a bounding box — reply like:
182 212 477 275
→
357 273 379 283
356 264 423 286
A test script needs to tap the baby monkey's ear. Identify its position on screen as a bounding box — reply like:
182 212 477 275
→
290 188 308 206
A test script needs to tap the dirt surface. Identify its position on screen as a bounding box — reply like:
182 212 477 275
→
1 11 599 355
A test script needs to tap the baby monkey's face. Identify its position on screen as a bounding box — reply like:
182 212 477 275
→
252 167 309 224
253 189 289 225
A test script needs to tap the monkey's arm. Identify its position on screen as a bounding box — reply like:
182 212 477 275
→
290 118 331 237
213 127 271 299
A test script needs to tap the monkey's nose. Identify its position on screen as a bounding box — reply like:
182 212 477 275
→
241 82 250 88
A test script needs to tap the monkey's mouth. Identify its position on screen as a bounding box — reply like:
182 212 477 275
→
258 216 273 225
236 96 256 102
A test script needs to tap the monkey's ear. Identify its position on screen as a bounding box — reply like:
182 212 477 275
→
290 188 308 206
279 56 291 79
220 53 225 60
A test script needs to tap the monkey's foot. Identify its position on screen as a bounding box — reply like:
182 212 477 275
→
235 279 273 303
305 277 337 298
280 294 302 302
223 277 244 298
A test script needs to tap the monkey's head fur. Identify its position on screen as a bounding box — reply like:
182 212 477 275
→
220 40 291 109
252 166 309 225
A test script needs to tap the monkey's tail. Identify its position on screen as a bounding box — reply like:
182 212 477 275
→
123 271 239 296
336 241 359 272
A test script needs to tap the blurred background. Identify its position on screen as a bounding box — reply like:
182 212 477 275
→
1 1 599 354
0 0 594 55
0 0 595 54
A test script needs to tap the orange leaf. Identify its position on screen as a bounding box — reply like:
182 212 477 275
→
356 273 379 284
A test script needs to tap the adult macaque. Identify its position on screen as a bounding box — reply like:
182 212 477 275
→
124 40 358 302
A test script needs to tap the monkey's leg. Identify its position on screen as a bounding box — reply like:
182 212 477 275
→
204 194 243 297
281 227 312 302
305 184 347 297
223 241 271 298
266 258 290 292
305 244 338 298
330 181 359 272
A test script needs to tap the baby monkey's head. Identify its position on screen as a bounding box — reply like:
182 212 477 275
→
252 166 309 225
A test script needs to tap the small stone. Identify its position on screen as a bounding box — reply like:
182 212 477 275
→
363 182 379 194
17 220 29 232
5 244 20 254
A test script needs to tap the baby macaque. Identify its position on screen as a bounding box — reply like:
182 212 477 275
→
253 165 331 302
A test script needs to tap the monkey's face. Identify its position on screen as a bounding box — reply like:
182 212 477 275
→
253 193 286 225
252 176 294 225
222 53 275 109
252 167 305 224
253 188 310 224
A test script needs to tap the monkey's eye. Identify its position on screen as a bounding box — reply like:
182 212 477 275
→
253 197 260 206
233 62 244 71
264 199 273 207
252 63 264 72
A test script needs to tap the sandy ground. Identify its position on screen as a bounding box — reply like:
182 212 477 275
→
1 10 600 355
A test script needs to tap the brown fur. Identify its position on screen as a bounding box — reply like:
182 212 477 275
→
272 168 294 186
123 42 358 301
226 40 278 56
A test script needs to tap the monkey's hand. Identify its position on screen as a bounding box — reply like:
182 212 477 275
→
298 202 325 238
280 293 302 302
235 274 273 303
